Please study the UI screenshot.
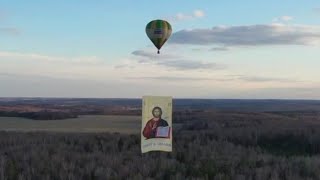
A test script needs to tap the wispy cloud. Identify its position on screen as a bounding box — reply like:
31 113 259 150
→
131 49 226 71
156 59 225 70
0 51 104 65
0 54 315 98
191 47 229 52
170 24 320 47
114 64 135 69
237 75 299 83
0 72 147 98
0 51 116 83
128 76 213 81
0 10 20 36
0 9 9 21
241 87 320 99
131 50 179 59
0 11 5 21
313 8 320 13
0 8 21 36
210 47 229 51
126 74 300 83
193 10 205 18
0 27 20 36
214 74 300 83
168 9 205 22
273 16 294 23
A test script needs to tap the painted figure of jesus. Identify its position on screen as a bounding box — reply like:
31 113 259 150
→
142 106 169 139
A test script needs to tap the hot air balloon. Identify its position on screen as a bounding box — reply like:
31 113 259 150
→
145 19 172 54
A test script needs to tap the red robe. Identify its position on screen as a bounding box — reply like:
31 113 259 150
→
143 118 160 139
143 118 169 139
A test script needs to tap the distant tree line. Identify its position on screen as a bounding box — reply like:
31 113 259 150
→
0 111 78 120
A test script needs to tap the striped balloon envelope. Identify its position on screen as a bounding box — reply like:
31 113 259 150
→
145 19 172 54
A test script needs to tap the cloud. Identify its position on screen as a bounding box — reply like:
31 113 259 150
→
191 47 229 52
0 27 20 35
156 59 225 70
281 16 293 21
313 8 320 13
170 24 320 47
0 51 117 82
0 10 20 36
0 72 151 98
280 16 293 21
237 76 299 83
126 74 300 84
0 9 9 21
192 48 202 51
273 16 294 22
131 49 226 70
0 12 5 21
169 9 205 22
212 74 299 83
127 75 236 82
0 51 104 65
114 64 135 69
210 47 229 51
128 76 213 81
0 61 316 99
131 50 179 59
240 87 320 99
193 10 205 18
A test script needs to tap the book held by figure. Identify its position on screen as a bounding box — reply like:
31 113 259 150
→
156 126 171 138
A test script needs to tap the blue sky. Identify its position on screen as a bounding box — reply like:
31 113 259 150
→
1 1 320 99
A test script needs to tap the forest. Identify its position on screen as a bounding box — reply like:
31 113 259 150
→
0 111 78 120
0 109 320 179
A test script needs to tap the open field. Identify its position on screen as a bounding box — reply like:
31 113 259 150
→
0 115 141 133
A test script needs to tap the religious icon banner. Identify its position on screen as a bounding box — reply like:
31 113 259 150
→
141 96 172 153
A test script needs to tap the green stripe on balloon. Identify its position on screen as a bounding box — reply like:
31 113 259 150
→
146 22 151 29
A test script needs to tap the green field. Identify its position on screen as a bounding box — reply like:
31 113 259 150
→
0 115 142 134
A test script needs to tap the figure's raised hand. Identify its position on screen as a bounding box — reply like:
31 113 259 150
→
152 123 157 130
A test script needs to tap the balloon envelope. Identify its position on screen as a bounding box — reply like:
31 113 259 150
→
145 19 172 54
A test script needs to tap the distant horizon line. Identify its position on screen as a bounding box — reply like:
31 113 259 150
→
0 97 319 101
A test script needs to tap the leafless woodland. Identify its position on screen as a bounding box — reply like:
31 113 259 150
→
1 110 320 179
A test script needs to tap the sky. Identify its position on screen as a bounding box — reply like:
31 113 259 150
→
0 0 320 99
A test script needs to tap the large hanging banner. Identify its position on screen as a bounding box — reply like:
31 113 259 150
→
141 96 172 153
